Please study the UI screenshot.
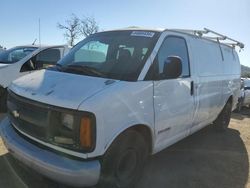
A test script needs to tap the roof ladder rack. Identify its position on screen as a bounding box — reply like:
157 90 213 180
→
171 28 244 49
203 28 244 49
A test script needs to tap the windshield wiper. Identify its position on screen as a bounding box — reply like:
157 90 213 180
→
62 64 105 77
46 63 63 71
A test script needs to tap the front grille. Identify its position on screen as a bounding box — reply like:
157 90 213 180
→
7 90 96 153
7 91 51 141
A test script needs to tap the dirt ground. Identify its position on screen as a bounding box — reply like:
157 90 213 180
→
0 108 250 188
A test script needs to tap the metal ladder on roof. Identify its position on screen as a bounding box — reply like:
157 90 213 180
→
171 28 244 49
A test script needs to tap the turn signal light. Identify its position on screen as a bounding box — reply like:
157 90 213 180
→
80 117 92 148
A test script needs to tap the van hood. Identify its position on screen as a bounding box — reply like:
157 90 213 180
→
0 63 9 69
9 69 118 109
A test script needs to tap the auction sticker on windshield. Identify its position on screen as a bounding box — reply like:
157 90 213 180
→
131 31 155 37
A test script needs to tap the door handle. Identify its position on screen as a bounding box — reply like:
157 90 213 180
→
190 81 194 96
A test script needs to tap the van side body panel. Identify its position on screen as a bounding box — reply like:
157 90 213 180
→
190 37 224 126
221 46 241 109
189 37 240 134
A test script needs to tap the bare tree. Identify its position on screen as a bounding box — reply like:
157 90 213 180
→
0 45 6 50
80 16 99 37
58 15 100 45
57 14 80 46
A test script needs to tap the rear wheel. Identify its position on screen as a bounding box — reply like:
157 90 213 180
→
98 130 148 188
213 100 232 131
0 88 7 112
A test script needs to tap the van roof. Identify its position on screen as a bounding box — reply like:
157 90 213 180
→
107 27 165 32
105 27 244 49
10 45 68 50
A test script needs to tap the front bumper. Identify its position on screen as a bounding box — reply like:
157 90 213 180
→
0 117 101 187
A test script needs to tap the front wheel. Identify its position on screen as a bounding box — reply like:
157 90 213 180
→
98 130 148 188
213 101 232 131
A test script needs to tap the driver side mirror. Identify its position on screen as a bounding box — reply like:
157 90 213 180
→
163 56 182 79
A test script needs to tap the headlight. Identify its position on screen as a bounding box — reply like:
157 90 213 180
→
61 113 74 130
51 111 96 152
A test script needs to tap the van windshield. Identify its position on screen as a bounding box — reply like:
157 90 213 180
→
57 30 160 81
0 47 38 64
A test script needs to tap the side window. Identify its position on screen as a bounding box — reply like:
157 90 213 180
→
20 48 62 72
157 36 190 78
36 48 61 68
9 49 27 62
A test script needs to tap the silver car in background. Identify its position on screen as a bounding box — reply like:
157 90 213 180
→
242 78 250 107
236 78 250 111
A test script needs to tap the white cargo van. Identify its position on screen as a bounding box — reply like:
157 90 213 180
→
0 45 69 111
0 28 244 188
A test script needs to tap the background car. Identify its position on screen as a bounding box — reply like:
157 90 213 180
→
0 45 69 112
236 78 250 111
242 78 250 108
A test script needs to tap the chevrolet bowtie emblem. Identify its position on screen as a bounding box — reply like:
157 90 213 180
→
12 110 20 118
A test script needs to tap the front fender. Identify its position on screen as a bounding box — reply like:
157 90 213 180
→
78 81 155 158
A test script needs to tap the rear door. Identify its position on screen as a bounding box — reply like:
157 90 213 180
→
153 35 195 148
190 39 223 127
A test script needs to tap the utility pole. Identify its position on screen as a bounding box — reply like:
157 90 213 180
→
39 18 41 47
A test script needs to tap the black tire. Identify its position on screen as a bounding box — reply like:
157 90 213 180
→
213 101 232 131
0 88 7 113
98 130 148 188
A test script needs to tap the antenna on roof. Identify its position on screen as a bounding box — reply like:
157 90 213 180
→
32 39 37 45
39 18 41 47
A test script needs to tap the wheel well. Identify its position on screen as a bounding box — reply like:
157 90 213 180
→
0 87 7 112
128 125 153 153
0 87 7 97
224 95 233 111
0 86 5 93
227 95 233 104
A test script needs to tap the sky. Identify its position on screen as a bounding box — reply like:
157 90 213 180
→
0 0 249 67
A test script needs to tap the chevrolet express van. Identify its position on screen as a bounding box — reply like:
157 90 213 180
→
0 28 243 187
0 45 69 111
